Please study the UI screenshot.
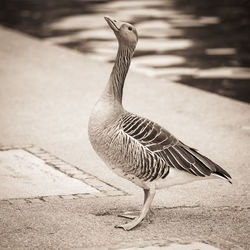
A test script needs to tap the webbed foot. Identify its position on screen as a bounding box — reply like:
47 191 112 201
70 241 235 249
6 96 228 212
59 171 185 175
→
118 211 138 220
118 209 154 220
115 219 140 231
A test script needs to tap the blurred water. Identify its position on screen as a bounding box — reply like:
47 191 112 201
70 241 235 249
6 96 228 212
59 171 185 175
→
1 0 250 103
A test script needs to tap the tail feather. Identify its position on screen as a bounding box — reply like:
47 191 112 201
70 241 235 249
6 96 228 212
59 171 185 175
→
180 142 232 184
194 150 232 183
212 172 232 184
212 162 232 183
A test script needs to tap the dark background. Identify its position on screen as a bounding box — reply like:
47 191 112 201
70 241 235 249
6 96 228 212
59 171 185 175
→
1 0 250 103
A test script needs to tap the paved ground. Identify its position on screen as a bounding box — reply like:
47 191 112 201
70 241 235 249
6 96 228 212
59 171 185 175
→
0 26 250 249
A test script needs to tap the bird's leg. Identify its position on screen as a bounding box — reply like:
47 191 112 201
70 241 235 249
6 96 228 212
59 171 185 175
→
115 187 156 231
118 188 153 220
143 189 155 220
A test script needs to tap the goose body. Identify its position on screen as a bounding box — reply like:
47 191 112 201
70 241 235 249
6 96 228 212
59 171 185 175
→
88 16 232 230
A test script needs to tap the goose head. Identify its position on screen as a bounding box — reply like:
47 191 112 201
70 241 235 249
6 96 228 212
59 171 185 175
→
104 16 138 50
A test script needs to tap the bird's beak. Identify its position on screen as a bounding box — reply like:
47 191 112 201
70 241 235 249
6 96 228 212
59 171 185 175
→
104 16 122 32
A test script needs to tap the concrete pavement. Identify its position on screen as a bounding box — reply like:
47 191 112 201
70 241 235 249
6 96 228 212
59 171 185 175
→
0 26 249 249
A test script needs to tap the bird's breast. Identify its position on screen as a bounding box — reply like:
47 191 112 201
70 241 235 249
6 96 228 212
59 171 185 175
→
88 98 124 160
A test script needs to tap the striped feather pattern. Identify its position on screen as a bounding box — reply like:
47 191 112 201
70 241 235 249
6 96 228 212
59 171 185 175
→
120 113 232 183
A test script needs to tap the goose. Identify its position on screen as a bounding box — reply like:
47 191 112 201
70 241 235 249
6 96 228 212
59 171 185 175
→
88 16 232 231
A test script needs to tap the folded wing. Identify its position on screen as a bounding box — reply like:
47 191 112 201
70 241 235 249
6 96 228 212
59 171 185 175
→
121 113 232 183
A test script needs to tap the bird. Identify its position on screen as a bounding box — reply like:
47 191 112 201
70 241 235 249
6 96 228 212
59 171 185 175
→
88 16 232 231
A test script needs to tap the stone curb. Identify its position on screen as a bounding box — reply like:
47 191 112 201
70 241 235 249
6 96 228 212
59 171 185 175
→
0 144 128 204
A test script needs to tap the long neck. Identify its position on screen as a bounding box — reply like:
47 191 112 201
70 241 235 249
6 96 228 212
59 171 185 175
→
103 44 134 104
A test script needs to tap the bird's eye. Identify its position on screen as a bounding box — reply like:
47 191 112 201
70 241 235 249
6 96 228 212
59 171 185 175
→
128 27 132 31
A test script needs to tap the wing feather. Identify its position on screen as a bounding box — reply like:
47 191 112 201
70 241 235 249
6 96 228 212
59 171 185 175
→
133 121 154 140
120 113 231 183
